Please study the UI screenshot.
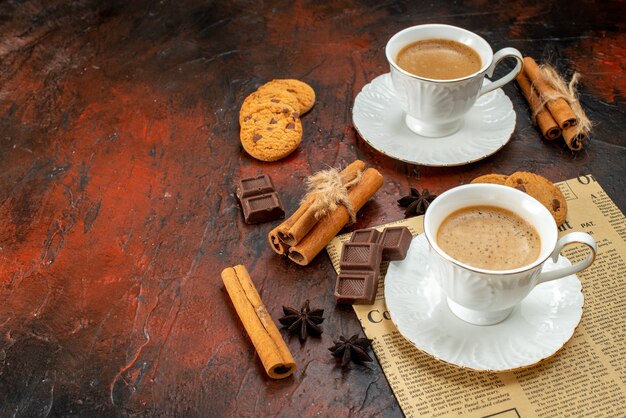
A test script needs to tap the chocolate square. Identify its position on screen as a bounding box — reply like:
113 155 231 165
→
349 228 381 244
334 271 378 305
379 226 412 261
236 174 275 200
339 242 382 272
241 192 285 224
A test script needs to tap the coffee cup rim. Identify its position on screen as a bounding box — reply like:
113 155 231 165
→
385 24 494 84
424 184 558 275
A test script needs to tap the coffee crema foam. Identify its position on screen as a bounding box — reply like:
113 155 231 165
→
396 38 481 80
436 206 541 271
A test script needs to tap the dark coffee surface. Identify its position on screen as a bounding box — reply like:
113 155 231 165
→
396 38 481 80
437 206 541 270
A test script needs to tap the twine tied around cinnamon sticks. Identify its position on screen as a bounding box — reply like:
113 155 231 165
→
268 160 384 266
534 65 592 136
304 167 363 224
516 57 592 151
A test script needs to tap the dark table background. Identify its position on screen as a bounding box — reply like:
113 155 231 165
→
1 0 624 416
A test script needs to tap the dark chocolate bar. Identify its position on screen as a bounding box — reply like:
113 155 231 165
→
334 271 378 305
236 174 275 200
241 192 285 224
379 226 412 261
339 243 382 272
236 174 284 224
335 235 387 305
349 228 381 244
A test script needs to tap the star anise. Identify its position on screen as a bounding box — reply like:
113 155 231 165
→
397 188 437 216
278 300 324 341
328 334 373 367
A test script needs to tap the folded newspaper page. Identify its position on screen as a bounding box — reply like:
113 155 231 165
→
326 175 626 417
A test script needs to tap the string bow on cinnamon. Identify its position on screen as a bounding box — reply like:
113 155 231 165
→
518 57 592 151
535 64 592 150
304 167 363 223
267 160 384 266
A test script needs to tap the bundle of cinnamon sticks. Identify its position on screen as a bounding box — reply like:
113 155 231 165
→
268 160 384 266
516 57 591 151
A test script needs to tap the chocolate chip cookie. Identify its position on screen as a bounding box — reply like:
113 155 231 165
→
504 172 568 226
470 174 509 185
240 102 302 162
258 79 315 114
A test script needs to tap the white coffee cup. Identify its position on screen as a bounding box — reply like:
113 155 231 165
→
385 24 523 137
423 184 597 326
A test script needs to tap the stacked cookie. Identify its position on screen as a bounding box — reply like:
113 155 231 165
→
471 172 567 226
239 79 315 162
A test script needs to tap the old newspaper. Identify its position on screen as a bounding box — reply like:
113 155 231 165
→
326 175 626 417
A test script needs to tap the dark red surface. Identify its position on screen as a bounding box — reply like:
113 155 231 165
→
1 1 624 416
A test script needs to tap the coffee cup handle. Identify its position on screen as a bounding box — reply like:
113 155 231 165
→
536 232 597 283
479 48 524 96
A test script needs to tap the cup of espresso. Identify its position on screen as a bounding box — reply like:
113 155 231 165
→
385 24 523 137
423 184 597 326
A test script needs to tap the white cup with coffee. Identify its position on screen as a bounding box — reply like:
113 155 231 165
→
423 184 596 326
385 24 523 137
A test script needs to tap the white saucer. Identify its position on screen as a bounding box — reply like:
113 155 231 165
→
384 235 583 372
352 73 516 166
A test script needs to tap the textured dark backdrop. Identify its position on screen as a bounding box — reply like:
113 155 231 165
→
0 0 624 416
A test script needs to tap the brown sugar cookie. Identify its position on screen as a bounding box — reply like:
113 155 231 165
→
470 174 509 185
240 102 302 162
504 172 568 226
258 79 315 114
240 89 300 124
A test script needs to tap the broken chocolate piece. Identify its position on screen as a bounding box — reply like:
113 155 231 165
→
236 174 275 199
241 193 284 224
334 271 378 305
339 243 382 272
348 228 381 244
335 242 383 305
379 226 412 261
236 174 284 224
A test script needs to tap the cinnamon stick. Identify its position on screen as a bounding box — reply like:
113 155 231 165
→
516 71 562 140
279 160 366 246
523 57 577 129
270 195 315 255
221 265 296 379
288 168 384 266
563 126 586 151
271 160 366 252
268 226 290 255
268 197 316 254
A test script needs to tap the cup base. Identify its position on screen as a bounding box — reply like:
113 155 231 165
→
405 114 463 138
446 298 514 326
